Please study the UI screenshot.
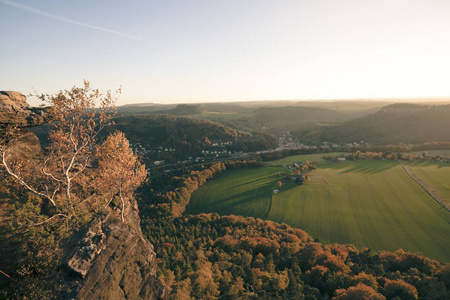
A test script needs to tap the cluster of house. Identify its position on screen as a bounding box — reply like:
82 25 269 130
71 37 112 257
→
202 149 233 156
285 162 304 169
273 171 306 194
131 143 179 156
330 154 348 162
130 143 149 155
202 141 241 158
276 136 371 151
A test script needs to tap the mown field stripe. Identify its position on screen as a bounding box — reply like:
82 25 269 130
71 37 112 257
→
346 176 369 248
382 167 450 258
365 174 407 251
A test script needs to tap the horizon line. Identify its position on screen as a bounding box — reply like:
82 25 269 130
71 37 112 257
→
120 96 450 107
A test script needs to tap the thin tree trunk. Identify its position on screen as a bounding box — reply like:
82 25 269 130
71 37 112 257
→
1 151 57 207
119 189 125 223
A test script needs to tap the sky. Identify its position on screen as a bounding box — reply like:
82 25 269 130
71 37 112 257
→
1 0 450 106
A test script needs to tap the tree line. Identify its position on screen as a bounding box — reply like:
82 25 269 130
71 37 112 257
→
141 159 263 218
323 150 449 162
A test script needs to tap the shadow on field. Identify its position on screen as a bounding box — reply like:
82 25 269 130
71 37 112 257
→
189 177 300 218
218 180 299 208
231 174 280 189
320 161 397 174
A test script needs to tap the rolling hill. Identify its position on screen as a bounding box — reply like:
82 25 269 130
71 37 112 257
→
295 103 450 144
252 106 350 132
103 114 277 161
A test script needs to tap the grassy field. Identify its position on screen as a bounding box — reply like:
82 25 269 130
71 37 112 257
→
186 166 285 218
186 157 450 262
406 161 450 202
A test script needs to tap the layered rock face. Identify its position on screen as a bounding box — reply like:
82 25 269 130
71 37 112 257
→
0 91 57 129
65 207 167 300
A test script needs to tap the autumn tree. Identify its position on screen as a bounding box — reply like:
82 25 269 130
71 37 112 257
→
96 131 147 222
333 283 385 300
383 279 418 300
39 81 119 201
0 81 120 220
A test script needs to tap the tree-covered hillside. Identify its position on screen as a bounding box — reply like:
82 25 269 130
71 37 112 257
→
295 104 450 144
104 115 277 161
253 106 350 132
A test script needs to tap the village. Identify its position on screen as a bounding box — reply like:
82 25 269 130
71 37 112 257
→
130 137 369 169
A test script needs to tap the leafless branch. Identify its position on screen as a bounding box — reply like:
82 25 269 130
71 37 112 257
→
2 150 57 207
33 213 67 226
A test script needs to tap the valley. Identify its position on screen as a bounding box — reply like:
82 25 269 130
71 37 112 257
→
187 156 450 262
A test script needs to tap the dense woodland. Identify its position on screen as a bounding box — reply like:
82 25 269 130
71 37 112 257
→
140 213 450 299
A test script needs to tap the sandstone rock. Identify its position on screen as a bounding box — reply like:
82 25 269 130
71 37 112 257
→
64 209 167 300
0 91 57 129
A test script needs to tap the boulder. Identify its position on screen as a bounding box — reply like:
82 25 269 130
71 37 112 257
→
0 91 57 129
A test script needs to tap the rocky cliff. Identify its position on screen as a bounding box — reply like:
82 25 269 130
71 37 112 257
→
64 205 167 300
0 91 167 299
0 91 57 129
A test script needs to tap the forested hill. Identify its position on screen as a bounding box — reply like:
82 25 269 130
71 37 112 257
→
104 114 276 160
156 104 204 115
110 114 248 142
253 106 350 132
295 103 450 144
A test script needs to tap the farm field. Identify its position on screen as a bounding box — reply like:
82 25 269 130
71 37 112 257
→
405 161 450 204
186 157 450 262
186 166 285 219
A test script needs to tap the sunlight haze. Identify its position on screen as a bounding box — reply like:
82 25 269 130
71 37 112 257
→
1 0 450 106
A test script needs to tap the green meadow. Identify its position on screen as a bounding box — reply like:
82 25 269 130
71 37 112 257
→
406 161 450 201
186 157 450 262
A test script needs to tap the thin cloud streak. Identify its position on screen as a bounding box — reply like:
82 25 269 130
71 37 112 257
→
0 0 145 42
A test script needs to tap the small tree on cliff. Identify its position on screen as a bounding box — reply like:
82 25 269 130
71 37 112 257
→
96 131 147 222
0 81 122 220
39 81 119 201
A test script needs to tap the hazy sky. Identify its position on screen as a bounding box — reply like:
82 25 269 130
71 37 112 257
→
1 0 450 106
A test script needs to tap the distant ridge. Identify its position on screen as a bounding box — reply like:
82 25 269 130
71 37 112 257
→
296 103 450 144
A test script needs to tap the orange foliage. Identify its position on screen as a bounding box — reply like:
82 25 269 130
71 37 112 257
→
97 131 147 221
333 283 386 300
383 279 418 300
